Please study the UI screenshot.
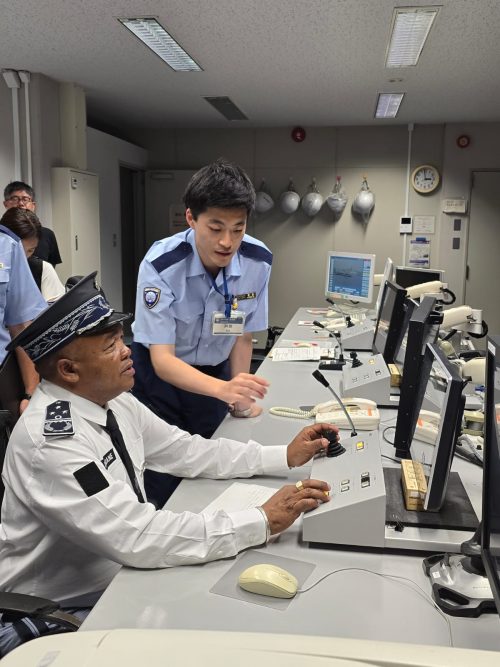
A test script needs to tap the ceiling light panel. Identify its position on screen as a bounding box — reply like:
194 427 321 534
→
375 93 405 118
119 18 202 72
204 97 248 121
386 6 440 68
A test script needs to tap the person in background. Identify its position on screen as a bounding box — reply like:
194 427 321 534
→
0 208 64 303
3 181 62 268
132 159 273 506
0 272 332 656
0 222 46 412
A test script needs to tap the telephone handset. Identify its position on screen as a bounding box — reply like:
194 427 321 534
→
269 397 380 431
414 409 440 445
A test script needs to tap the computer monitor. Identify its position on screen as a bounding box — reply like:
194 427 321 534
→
324 251 375 304
417 344 465 512
481 335 500 613
374 257 394 317
372 281 408 363
393 296 440 458
394 266 444 289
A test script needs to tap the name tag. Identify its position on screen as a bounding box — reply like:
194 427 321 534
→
234 292 256 301
212 310 246 336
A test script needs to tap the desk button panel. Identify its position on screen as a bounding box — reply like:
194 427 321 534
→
360 472 371 488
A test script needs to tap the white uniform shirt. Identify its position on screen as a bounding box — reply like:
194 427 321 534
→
0 381 288 605
40 260 65 302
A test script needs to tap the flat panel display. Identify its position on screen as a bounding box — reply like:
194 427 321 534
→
395 266 444 289
325 252 375 304
482 336 500 614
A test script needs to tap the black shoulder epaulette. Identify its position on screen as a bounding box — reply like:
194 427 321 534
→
43 400 75 436
239 241 273 266
151 241 193 273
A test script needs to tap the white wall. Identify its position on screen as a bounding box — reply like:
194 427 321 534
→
129 125 446 328
29 74 63 226
439 122 500 303
87 127 148 308
0 81 15 192
0 73 62 226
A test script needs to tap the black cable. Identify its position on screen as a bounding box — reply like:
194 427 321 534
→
439 288 456 305
382 453 400 464
382 425 396 446
454 448 483 468
469 320 488 339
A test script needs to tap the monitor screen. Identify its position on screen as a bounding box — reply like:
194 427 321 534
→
393 296 440 458
481 335 500 613
417 344 465 512
372 281 408 363
325 252 375 304
375 257 394 317
395 266 444 289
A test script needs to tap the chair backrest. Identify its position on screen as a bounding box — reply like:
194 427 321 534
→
0 352 23 509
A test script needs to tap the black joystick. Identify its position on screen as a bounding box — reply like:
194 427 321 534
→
345 315 354 328
350 351 362 368
324 429 346 458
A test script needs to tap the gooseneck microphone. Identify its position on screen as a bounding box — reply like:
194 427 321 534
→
312 370 357 437
313 320 343 364
326 298 353 327
312 319 335 338
333 331 345 363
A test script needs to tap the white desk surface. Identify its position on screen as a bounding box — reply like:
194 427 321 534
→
82 307 500 651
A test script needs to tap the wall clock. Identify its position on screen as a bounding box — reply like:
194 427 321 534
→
411 164 440 194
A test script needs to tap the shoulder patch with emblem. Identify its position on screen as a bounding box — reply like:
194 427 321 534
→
143 287 161 309
43 400 74 436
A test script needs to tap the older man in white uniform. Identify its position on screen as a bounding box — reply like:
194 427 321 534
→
0 272 333 656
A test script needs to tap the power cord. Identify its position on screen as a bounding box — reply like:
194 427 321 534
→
382 425 396 446
296 567 453 647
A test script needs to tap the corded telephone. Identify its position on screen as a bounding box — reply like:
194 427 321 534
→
269 397 380 431
414 409 440 445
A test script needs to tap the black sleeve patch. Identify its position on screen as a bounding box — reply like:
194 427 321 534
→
73 462 110 497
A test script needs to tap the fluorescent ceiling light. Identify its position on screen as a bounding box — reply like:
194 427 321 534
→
119 17 202 72
386 6 439 68
375 93 405 118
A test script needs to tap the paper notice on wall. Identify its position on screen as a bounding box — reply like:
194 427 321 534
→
413 215 435 234
169 204 188 233
409 237 431 268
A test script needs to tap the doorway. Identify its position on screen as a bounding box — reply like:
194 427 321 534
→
120 166 145 334
466 171 500 341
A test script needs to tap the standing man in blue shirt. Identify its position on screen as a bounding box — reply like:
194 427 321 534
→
132 160 272 504
0 224 47 411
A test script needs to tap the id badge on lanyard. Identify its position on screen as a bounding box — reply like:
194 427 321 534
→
212 310 246 335
209 268 246 336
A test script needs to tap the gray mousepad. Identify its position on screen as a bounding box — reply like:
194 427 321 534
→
210 550 316 610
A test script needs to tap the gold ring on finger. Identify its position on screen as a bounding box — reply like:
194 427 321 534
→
295 480 304 491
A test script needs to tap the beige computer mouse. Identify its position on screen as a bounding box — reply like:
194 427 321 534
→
238 563 298 598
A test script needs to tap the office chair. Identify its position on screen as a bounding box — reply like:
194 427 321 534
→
251 326 284 373
0 352 81 641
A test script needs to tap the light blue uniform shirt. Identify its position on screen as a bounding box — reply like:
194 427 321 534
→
0 226 47 363
133 229 272 366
